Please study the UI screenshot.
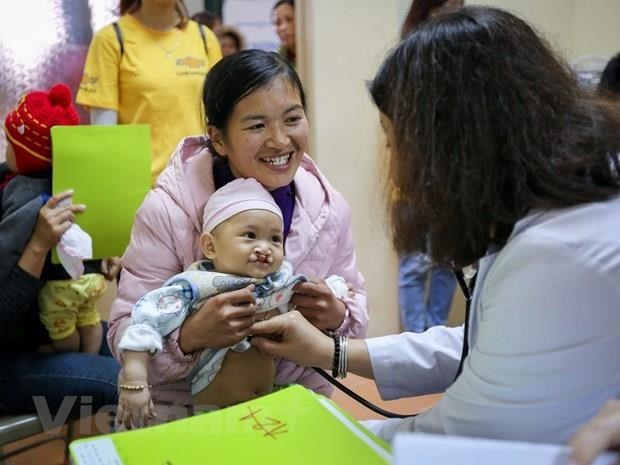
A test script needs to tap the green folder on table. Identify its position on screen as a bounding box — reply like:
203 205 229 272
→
51 125 151 261
69 385 391 465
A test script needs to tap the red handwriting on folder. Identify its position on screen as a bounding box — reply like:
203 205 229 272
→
239 406 289 439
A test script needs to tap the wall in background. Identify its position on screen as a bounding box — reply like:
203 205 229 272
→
470 0 620 81
223 0 280 51
185 0 205 16
187 0 280 51
469 0 620 61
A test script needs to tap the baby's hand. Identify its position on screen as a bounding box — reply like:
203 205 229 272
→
101 257 121 281
116 386 156 430
346 282 356 298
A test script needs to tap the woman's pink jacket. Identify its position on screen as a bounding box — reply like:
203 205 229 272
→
108 136 369 407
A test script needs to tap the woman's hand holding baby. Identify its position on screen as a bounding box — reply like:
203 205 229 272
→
179 285 257 353
291 280 347 331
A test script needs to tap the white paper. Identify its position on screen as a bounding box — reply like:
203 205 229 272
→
393 433 619 465
70 437 122 465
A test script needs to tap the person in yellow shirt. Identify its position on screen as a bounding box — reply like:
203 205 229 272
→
77 0 222 184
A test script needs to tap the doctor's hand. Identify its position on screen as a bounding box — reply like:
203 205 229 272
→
250 311 333 368
570 399 620 465
291 280 347 331
178 285 256 353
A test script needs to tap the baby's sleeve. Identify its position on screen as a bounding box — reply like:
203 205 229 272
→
117 280 197 354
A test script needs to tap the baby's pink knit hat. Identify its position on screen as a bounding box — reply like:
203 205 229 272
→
203 178 283 232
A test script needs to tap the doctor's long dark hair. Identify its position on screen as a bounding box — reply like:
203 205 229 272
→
370 6 620 266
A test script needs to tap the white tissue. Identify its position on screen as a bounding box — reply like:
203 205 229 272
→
325 275 349 299
57 223 93 279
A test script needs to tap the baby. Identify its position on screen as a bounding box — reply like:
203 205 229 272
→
116 178 348 428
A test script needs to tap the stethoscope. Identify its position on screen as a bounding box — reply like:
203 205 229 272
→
312 267 475 419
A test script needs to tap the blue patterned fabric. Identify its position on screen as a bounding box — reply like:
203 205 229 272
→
118 260 306 394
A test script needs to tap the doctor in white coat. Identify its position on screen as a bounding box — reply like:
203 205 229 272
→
250 6 620 445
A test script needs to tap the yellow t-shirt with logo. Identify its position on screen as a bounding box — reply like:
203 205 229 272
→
77 15 222 184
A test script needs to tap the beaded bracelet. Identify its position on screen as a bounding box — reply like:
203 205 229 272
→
119 383 150 392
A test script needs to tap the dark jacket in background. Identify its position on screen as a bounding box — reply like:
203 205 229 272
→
0 163 100 350
0 163 50 350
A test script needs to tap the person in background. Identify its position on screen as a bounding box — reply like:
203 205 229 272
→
217 26 246 57
3 84 119 355
191 10 222 32
0 89 119 417
571 399 620 465
250 6 620 445
397 0 463 333
599 51 620 98
77 0 222 185
107 50 369 422
273 0 296 66
192 10 244 57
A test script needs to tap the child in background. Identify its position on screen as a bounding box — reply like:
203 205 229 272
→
116 178 347 429
3 84 120 354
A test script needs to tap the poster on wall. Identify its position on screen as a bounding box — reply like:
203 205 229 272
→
223 0 281 52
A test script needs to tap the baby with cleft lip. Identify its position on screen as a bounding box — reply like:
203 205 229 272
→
115 178 347 429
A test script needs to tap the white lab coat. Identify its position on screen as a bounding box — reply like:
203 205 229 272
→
365 196 620 443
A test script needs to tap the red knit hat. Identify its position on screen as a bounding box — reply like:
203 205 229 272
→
4 84 79 175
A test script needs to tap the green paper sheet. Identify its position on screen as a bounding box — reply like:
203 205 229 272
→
70 385 391 465
51 125 151 261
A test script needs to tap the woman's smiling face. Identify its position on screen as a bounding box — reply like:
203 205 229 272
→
208 77 309 191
